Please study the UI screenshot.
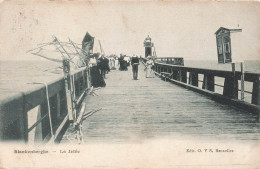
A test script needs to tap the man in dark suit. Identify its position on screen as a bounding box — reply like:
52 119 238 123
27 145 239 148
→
98 55 107 79
131 55 139 80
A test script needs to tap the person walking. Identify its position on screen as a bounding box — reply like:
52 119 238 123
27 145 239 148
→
98 55 107 79
89 54 106 87
123 55 129 71
119 54 124 71
131 55 139 80
145 56 155 78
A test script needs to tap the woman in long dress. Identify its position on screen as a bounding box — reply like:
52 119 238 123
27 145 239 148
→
145 57 155 78
89 54 106 87
114 56 119 69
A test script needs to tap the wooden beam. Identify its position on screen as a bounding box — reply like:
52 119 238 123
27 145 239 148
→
252 76 260 106
189 72 198 87
34 105 43 142
202 74 215 92
180 71 187 83
223 63 238 99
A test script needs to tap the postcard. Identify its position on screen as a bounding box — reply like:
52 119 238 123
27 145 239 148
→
0 0 260 168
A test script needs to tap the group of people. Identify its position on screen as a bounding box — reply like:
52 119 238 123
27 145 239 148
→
131 55 155 80
118 54 130 71
88 53 156 88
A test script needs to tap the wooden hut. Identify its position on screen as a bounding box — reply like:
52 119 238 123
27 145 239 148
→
215 27 242 64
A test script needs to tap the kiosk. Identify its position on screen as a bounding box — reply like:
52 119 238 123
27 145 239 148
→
215 27 242 64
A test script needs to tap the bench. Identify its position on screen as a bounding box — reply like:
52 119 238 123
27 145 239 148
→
160 72 172 81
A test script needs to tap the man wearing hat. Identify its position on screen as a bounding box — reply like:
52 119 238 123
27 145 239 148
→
131 55 139 80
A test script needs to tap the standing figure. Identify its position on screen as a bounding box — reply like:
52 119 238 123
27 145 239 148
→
131 55 139 80
145 56 155 78
119 54 124 71
89 54 106 87
123 55 128 71
109 56 116 70
104 56 110 74
98 55 107 79
114 56 119 69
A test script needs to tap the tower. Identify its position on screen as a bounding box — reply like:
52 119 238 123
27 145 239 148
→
143 35 154 58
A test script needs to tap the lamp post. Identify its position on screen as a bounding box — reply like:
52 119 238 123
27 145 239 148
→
232 62 245 101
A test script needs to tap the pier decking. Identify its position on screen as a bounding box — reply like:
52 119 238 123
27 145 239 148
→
61 63 260 144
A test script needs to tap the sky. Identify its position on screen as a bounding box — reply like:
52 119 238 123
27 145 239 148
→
0 1 260 62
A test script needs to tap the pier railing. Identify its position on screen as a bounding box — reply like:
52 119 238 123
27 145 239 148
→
155 57 184 66
0 67 90 143
142 58 260 114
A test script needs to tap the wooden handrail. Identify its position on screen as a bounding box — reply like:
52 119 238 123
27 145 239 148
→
0 67 90 143
141 57 260 107
155 62 259 82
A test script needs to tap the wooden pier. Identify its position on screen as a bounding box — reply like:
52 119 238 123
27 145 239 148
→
61 63 260 144
1 59 259 144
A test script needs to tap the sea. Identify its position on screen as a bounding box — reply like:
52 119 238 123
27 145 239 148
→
0 60 62 94
0 59 259 103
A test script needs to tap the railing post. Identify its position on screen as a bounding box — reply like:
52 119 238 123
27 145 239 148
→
75 74 79 97
38 102 50 140
59 87 68 117
82 70 86 90
34 105 43 142
172 70 178 80
56 93 61 119
19 106 28 142
252 76 260 105
87 67 91 89
241 62 245 101
202 74 215 92
223 63 238 99
180 71 187 83
177 71 181 81
189 72 198 87
62 59 76 121
85 69 88 89
223 76 238 99
72 74 76 99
